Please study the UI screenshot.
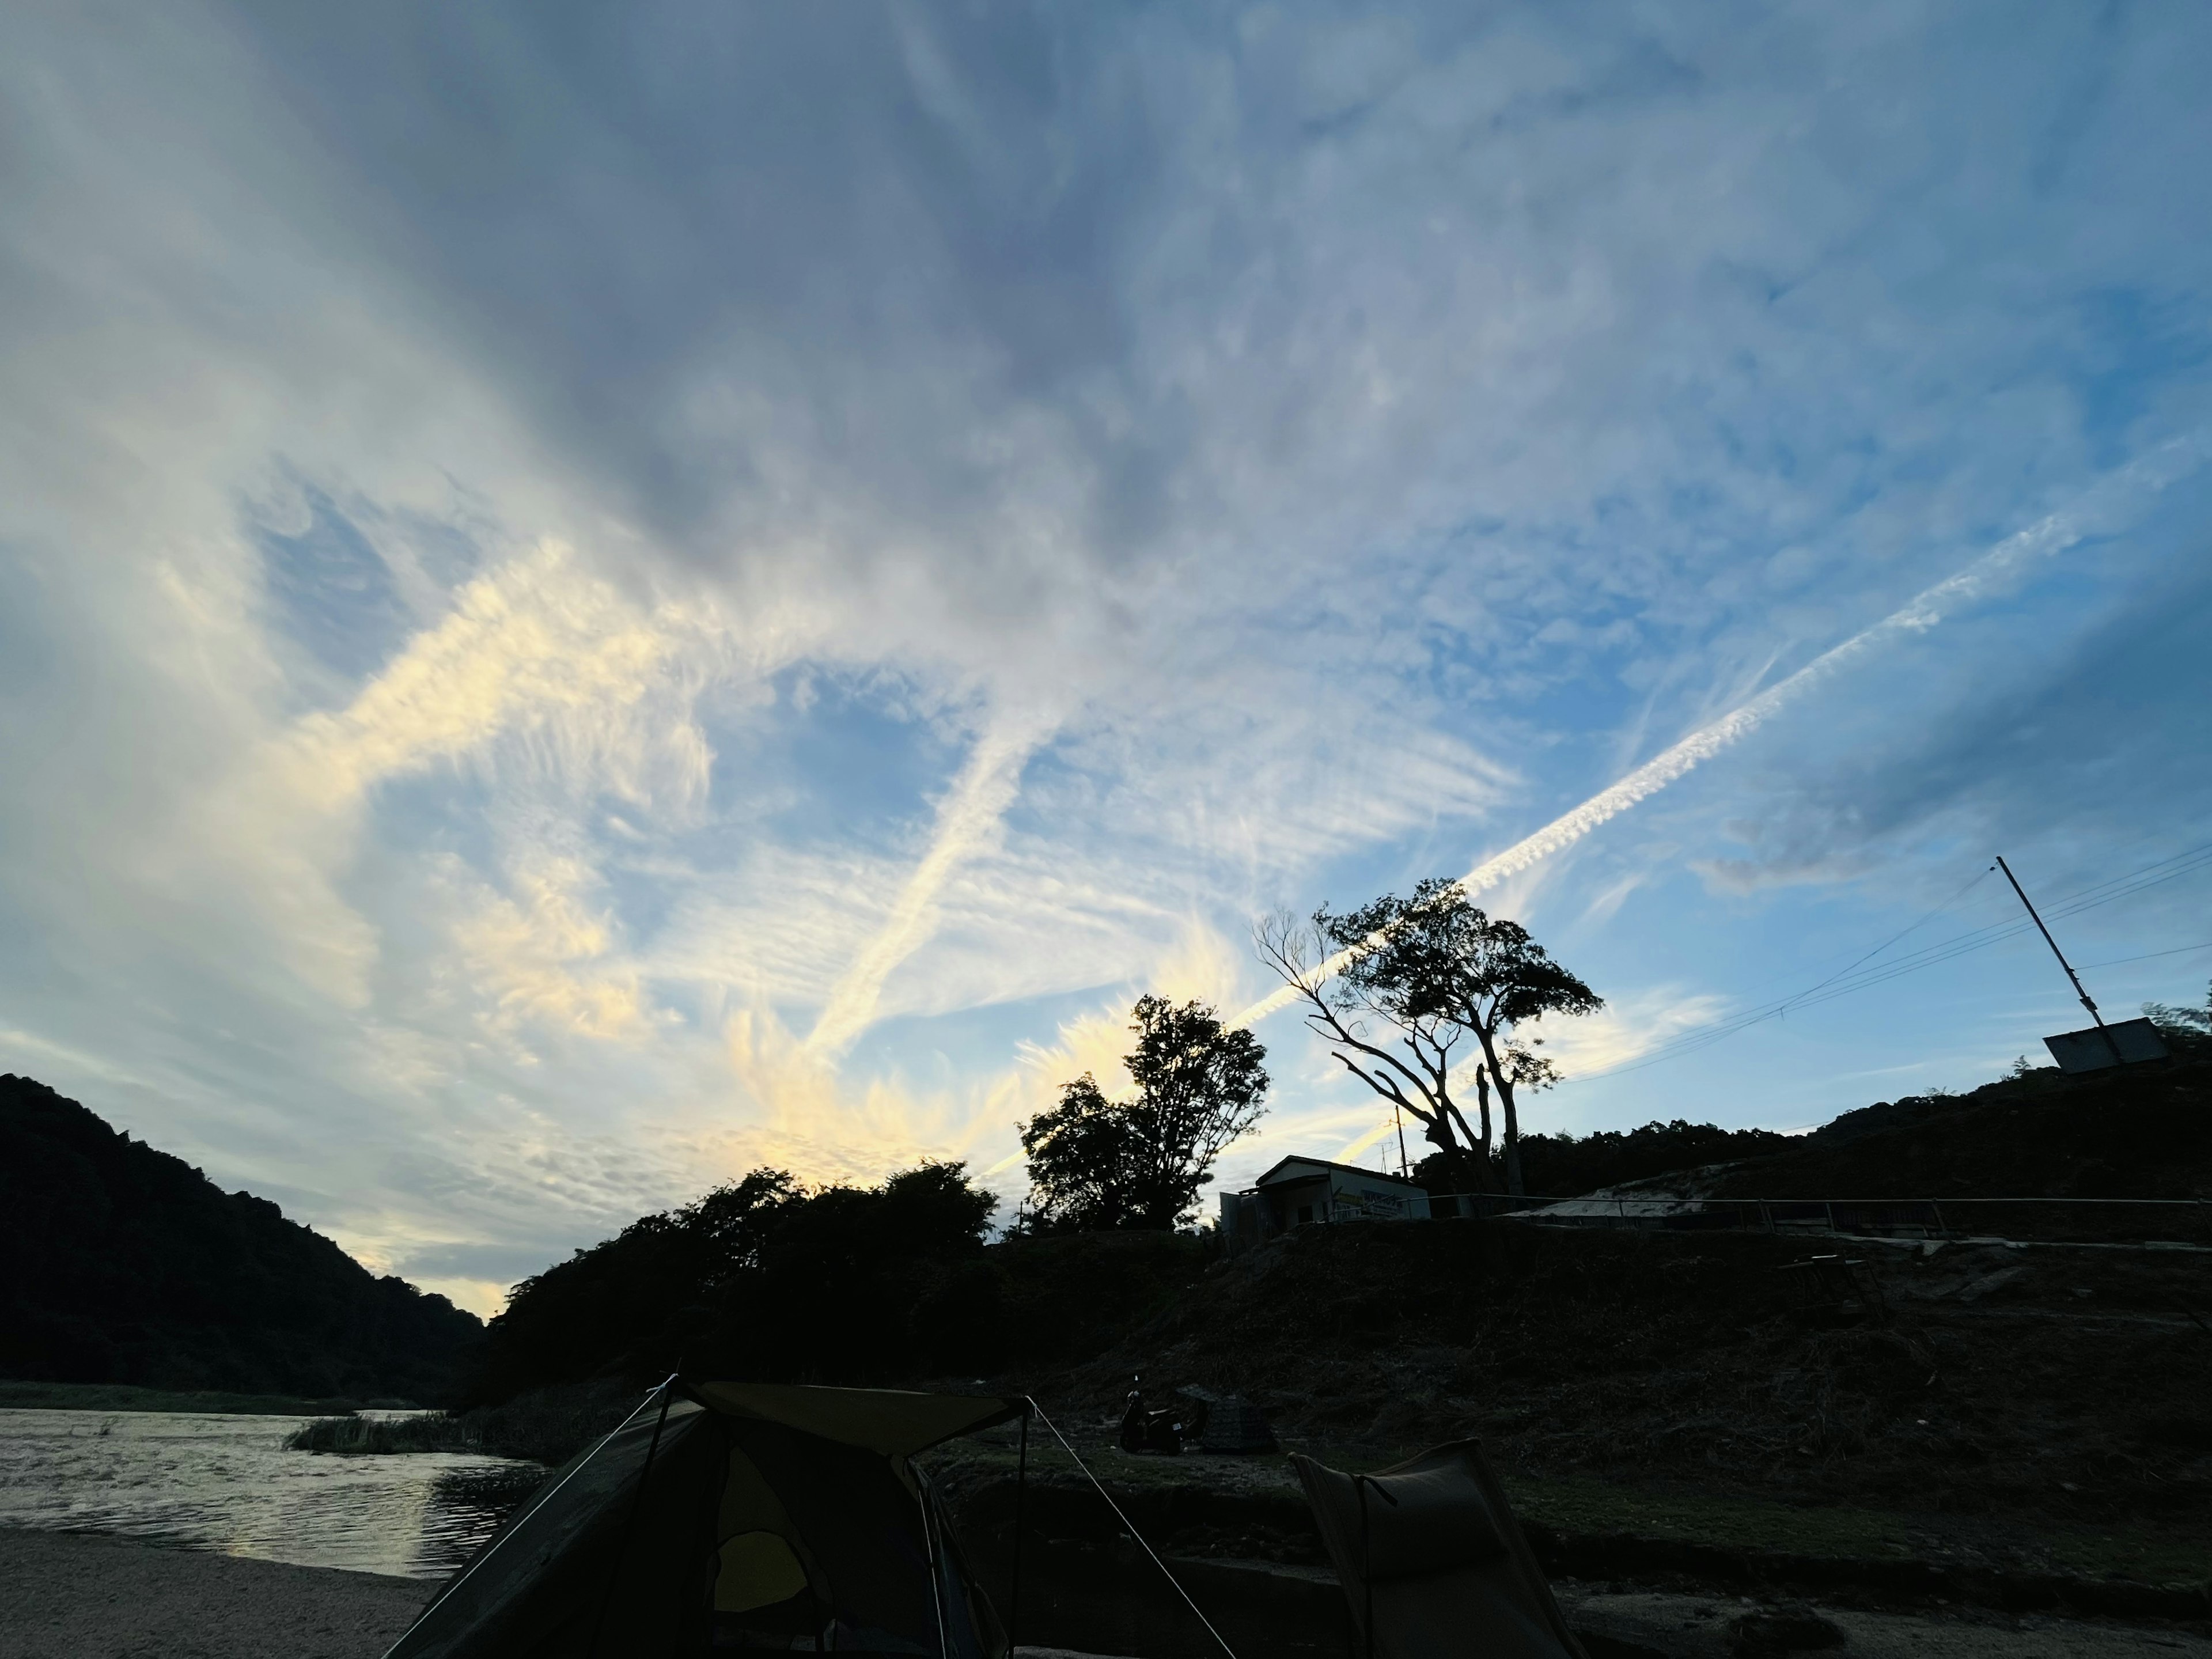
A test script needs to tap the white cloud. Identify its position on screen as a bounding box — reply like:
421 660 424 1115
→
2 1 2209 1304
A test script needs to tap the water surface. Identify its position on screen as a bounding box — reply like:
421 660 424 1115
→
0 1408 546 1578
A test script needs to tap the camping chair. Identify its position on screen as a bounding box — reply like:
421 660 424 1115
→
1291 1441 1586 1659
385 1379 1022 1659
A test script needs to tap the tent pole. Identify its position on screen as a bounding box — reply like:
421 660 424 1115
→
1011 1402 1029 1656
921 1483 953 1659
587 1377 675 1659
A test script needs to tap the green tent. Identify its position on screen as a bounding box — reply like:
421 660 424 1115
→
1292 1441 1586 1659
388 1379 1022 1658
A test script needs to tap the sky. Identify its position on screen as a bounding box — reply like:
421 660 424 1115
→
3 3 2210 1317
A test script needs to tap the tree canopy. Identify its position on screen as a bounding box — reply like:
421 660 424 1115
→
2146 982 2212 1056
469 1160 999 1403
1019 995 1268 1230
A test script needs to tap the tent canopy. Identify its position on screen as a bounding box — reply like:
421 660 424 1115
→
1293 1440 1586 1659
691 1381 1018 1457
389 1379 1021 1659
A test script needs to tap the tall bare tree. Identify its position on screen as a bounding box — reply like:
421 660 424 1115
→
1257 879 1602 1196
1255 908 1490 1190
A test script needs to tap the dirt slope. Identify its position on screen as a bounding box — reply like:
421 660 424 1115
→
1060 1217 2212 1535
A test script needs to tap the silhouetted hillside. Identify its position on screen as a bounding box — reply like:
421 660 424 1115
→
1421 1059 2212 1203
1072 1211 2212 1535
1414 1120 1798 1197
1706 1057 2212 1201
0 1075 482 1403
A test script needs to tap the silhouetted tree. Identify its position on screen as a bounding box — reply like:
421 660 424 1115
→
1018 1074 1143 1232
2145 982 2212 1056
1020 996 1268 1230
471 1160 998 1399
1258 880 1601 1196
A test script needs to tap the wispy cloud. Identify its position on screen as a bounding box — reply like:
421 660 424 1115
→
3 2 2210 1312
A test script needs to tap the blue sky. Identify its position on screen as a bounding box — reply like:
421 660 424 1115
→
3 2 2210 1313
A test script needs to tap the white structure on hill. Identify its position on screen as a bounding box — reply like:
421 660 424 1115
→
1218 1155 1431 1252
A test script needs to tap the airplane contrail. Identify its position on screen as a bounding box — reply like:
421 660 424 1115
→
807 718 1045 1056
1230 433 2209 1030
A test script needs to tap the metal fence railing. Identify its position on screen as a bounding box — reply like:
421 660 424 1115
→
1420 1191 2212 1245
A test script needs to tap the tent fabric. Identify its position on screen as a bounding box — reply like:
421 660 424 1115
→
1292 1441 1587 1659
691 1382 1020 1457
387 1380 1017 1659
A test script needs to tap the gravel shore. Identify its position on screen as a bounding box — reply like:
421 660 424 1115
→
4 1527 2204 1659
0 1529 433 1659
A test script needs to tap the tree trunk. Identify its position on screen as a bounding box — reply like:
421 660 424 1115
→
1473 1068 1498 1193
1410 1111 1478 1207
1497 1067 1524 1197
1416 1112 1460 1188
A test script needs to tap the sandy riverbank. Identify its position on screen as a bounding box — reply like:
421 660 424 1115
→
0 1529 433 1659
5 1526 2206 1659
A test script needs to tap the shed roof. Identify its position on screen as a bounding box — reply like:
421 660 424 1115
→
1253 1155 1428 1194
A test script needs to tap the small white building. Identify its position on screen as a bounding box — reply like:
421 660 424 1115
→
1218 1156 1431 1251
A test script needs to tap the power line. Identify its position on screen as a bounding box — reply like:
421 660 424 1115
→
1560 839 2212 1084
2078 940 2212 971
1775 866 1994 1010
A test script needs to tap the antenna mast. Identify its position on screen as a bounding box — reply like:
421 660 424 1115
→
1994 854 2122 1065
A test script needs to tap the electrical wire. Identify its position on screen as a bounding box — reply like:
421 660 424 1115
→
1560 839 2212 1084
2078 941 2212 971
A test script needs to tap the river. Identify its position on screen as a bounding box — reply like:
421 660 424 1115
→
0 1408 546 1579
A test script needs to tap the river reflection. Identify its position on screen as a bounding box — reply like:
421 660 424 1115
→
0 1408 547 1578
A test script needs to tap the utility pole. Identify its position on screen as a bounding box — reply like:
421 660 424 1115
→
1994 854 2123 1067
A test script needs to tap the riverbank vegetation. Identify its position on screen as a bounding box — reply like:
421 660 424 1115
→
0 1380 407 1415
285 1377 649 1462
286 1414 480 1453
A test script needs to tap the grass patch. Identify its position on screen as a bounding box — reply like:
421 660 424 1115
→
281 1381 642 1461
2029 1525 2212 1589
1502 1475 2211 1589
0 1379 404 1416
927 1434 2211 1592
1498 1475 1923 1559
